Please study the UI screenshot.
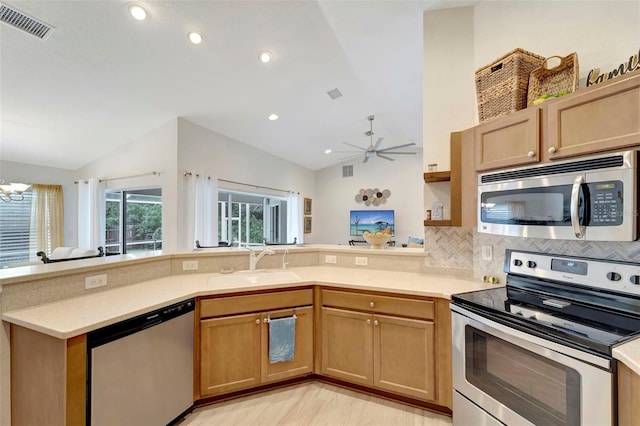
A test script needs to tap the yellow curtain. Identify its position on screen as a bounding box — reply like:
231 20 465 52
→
29 184 64 257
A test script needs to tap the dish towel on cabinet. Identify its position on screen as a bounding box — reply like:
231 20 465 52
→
269 316 296 364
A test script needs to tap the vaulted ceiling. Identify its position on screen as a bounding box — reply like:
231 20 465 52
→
0 0 476 171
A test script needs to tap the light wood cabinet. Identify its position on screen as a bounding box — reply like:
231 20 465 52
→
544 71 640 161
474 107 540 171
618 362 640 426
373 314 435 400
321 307 373 386
200 313 262 396
320 289 439 403
10 325 86 426
470 70 640 172
423 129 476 227
198 289 314 398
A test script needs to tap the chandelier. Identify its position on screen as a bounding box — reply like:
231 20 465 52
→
0 180 31 202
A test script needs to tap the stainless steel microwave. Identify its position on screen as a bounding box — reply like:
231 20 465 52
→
478 150 639 241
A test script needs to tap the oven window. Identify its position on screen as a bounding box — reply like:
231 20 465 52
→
465 326 580 425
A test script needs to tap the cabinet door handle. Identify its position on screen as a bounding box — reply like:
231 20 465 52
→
255 319 261 325
366 319 371 325
373 320 379 326
527 150 535 158
369 301 375 308
548 146 556 154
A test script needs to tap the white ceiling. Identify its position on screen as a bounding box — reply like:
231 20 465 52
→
0 0 476 172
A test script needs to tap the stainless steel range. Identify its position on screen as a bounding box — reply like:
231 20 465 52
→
451 250 640 426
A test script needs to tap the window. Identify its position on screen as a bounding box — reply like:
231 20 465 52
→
0 184 64 267
105 188 162 255
0 192 33 267
218 190 287 246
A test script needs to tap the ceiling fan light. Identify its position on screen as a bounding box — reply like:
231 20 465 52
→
324 149 332 154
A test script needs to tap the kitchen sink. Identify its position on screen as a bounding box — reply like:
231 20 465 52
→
208 270 301 286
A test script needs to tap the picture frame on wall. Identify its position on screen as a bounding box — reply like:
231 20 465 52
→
304 198 312 215
304 216 312 234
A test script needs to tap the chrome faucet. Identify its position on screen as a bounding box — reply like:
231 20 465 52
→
248 247 275 270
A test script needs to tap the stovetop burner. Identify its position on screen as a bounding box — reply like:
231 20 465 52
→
452 250 640 357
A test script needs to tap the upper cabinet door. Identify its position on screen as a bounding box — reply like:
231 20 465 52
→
475 108 541 171
544 71 640 161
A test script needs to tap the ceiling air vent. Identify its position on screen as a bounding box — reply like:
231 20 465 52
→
342 165 353 178
0 2 55 40
327 88 343 100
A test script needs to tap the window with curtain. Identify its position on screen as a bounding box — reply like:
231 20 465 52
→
105 188 162 255
218 190 288 246
0 184 63 268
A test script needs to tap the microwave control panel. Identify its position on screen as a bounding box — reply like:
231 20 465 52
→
588 181 623 225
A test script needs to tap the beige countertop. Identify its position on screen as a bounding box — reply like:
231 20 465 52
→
2 266 490 340
5 260 640 377
613 337 640 376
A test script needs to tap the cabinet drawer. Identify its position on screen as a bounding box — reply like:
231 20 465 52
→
200 289 312 318
321 289 434 320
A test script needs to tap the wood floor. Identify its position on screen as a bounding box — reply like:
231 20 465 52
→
181 381 452 426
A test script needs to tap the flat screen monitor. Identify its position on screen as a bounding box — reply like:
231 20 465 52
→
350 210 395 236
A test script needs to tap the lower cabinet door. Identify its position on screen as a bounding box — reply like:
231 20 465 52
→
321 307 373 386
200 313 262 396
261 306 314 383
373 314 435 401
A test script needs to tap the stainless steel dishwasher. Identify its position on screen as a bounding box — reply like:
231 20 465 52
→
87 299 195 426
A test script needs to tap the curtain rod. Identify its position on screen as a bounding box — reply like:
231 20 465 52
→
100 171 160 183
218 178 293 194
75 171 160 184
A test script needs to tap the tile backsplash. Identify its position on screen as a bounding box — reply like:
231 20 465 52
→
425 226 640 281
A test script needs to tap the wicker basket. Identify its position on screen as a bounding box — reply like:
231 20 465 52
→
475 48 545 122
527 52 579 106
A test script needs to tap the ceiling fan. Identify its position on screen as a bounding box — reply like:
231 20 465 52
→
335 115 416 163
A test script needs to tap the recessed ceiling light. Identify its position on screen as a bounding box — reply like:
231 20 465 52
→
258 51 273 63
187 32 204 45
128 4 147 20
268 114 279 121
324 149 332 154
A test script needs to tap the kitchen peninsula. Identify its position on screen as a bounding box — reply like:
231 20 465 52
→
0 245 488 425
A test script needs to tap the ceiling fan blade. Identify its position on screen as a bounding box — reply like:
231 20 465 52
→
331 150 364 153
362 155 370 163
373 137 383 150
377 151 416 155
377 142 416 152
377 154 396 161
343 142 367 151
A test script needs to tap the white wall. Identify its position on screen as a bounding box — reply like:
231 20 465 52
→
0 160 77 247
473 1 639 80
176 118 316 246
76 119 180 251
314 150 424 245
423 6 476 214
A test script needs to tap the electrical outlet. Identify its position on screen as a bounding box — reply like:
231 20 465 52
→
481 245 493 261
182 260 199 271
85 274 107 289
325 255 337 264
355 257 368 266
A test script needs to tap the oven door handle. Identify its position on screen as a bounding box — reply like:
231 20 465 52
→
571 175 585 238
